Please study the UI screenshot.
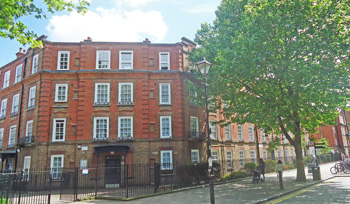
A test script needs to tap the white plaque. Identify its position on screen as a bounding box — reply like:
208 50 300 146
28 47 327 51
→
82 146 88 151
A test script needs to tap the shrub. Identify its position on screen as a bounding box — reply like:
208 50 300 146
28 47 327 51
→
244 162 257 172
265 160 277 173
282 164 290 170
303 156 313 166
222 170 250 181
288 163 295 169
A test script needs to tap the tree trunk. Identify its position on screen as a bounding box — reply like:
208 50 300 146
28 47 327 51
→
294 142 306 181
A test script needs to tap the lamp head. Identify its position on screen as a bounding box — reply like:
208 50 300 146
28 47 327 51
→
196 57 211 76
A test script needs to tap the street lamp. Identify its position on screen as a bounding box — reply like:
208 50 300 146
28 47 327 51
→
196 57 215 204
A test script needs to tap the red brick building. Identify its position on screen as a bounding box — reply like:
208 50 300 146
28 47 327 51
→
0 36 215 176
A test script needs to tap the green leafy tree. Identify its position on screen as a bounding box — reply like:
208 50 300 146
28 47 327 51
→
0 0 90 47
191 0 350 181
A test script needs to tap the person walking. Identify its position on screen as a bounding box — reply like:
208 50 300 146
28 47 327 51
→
258 158 266 182
276 160 283 178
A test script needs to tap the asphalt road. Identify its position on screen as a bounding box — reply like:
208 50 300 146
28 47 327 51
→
265 176 350 204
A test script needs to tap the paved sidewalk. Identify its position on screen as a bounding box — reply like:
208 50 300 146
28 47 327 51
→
52 162 342 204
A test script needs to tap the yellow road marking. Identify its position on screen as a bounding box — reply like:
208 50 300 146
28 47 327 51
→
266 184 323 204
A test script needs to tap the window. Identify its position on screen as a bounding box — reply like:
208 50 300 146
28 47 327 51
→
32 54 38 74
191 149 199 163
159 83 171 104
53 118 66 142
225 125 231 140
57 51 70 70
11 94 19 115
93 117 109 140
159 52 170 70
190 117 199 137
227 151 233 169
23 156 31 180
160 116 172 138
250 150 256 163
0 128 3 148
80 159 87 169
263 150 268 160
238 125 243 141
3 71 10 88
15 65 22 83
283 134 288 144
8 125 16 147
0 99 7 118
160 150 173 170
6 158 13 171
189 91 198 106
28 86 36 109
248 125 254 141
239 150 245 167
51 155 64 180
119 51 133 69
94 83 110 105
285 150 289 163
26 120 33 136
209 121 217 139
118 117 133 139
211 150 219 162
261 129 266 142
55 84 68 102
96 50 110 69
291 150 295 159
118 83 133 104
278 150 282 161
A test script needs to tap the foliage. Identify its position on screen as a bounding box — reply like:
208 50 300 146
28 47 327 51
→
0 0 90 47
303 156 314 166
191 0 350 181
316 138 333 154
222 170 250 181
265 160 277 173
244 162 256 172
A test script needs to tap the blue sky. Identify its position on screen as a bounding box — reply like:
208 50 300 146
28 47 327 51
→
0 0 221 67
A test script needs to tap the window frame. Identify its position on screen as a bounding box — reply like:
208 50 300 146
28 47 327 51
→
94 83 110 105
263 150 268 160
159 83 171 105
3 70 10 89
15 64 22 83
57 51 70 70
159 52 170 70
118 83 133 104
239 150 245 167
190 116 199 137
52 118 66 142
209 120 217 139
96 50 111 69
211 150 219 162
248 125 254 141
250 150 256 163
119 50 133 69
26 120 33 137
0 128 4 148
225 125 232 140
261 129 266 142
191 149 199 163
55 84 68 102
23 156 31 180
160 150 173 170
11 94 19 115
238 125 244 141
8 125 16 147
80 159 88 169
28 86 36 109
93 117 109 140
227 150 233 169
32 54 38 74
118 116 133 139
0 98 7 118
50 155 64 180
160 116 172 138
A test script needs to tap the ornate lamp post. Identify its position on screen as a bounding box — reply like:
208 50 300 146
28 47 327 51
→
196 57 215 204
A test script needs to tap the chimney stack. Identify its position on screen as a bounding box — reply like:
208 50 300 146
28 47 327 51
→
143 38 151 44
16 48 24 58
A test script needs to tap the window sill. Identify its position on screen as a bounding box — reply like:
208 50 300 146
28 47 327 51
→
53 105 68 108
10 112 18 117
159 104 172 106
117 102 134 106
27 106 35 111
0 116 6 120
93 103 110 107
51 141 65 143
92 138 109 142
160 137 173 140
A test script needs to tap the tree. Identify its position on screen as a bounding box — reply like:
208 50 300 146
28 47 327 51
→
0 0 89 47
191 0 350 181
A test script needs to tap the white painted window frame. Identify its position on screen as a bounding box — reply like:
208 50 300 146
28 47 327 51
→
50 155 64 180
32 54 38 74
55 84 68 102
28 86 36 108
159 52 170 70
93 117 109 140
96 50 111 69
191 149 199 163
8 125 16 147
119 50 133 69
118 83 133 104
0 98 7 117
3 70 10 88
248 125 254 141
57 51 70 70
11 94 19 114
15 64 22 83
238 125 244 141
159 83 171 105
160 116 172 138
160 150 173 170
94 83 110 104
26 120 33 136
118 116 133 139
52 118 66 142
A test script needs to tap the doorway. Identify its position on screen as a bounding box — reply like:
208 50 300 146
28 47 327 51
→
104 155 121 188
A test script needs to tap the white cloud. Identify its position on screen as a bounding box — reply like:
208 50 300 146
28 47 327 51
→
185 3 218 14
46 7 167 43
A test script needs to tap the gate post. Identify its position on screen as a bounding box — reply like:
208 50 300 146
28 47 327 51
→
154 163 160 193
74 167 78 201
94 165 98 198
18 171 22 204
126 164 129 198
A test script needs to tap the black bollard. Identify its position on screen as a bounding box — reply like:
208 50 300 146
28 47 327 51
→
278 171 283 190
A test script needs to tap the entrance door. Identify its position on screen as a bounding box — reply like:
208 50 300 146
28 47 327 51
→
104 156 121 187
